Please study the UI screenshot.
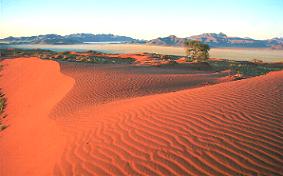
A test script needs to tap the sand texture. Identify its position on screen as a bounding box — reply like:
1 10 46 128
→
1 57 282 176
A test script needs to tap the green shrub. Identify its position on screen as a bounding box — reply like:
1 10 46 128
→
0 122 7 131
0 68 7 131
0 97 4 113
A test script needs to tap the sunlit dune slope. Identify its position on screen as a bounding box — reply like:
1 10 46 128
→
1 58 282 176
53 65 283 175
0 58 74 175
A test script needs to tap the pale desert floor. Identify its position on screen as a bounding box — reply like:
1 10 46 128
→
0 57 283 176
9 44 283 62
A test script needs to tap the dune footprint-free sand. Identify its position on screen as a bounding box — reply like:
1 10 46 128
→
1 57 283 176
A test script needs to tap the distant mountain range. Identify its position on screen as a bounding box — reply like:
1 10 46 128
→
0 33 144 45
1 33 283 48
148 33 283 48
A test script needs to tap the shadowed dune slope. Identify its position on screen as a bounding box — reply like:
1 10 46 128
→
51 62 231 117
53 68 283 175
0 58 74 176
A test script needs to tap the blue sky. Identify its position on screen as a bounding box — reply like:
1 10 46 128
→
0 0 282 39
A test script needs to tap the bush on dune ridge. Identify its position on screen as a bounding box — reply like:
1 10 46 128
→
0 63 7 131
0 94 7 131
0 94 4 113
0 64 4 114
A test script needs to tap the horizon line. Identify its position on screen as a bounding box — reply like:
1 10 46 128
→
1 32 282 41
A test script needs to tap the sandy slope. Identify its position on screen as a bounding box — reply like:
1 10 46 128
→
50 62 231 118
52 70 283 176
0 58 74 175
1 58 283 175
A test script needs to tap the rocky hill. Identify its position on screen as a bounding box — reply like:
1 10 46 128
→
147 33 283 48
0 33 143 44
147 35 186 46
1 33 282 48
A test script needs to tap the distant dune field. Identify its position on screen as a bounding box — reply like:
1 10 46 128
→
0 57 282 175
9 44 283 62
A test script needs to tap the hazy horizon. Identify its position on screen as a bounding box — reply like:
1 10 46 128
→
1 31 282 41
0 0 283 40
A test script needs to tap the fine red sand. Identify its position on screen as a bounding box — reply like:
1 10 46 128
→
50 62 231 118
1 57 283 175
0 58 74 175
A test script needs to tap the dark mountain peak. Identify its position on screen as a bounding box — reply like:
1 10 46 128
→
65 33 94 37
188 32 229 44
270 37 283 43
191 32 228 39
4 36 17 41
97 33 114 36
218 32 228 37
243 37 253 40
37 34 64 40
147 35 185 46
168 35 177 38
38 34 62 37
271 37 283 40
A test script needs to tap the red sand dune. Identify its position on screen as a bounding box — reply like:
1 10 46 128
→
0 58 74 175
1 57 283 175
50 62 231 117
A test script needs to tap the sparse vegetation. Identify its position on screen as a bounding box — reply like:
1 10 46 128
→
184 40 210 62
0 123 7 131
0 48 55 58
0 48 135 64
1 48 282 78
0 63 7 131
208 59 283 77
0 93 5 114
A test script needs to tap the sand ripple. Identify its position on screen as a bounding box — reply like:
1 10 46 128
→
53 63 283 175
1 58 282 175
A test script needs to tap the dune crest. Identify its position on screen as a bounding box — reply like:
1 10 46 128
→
0 57 74 175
